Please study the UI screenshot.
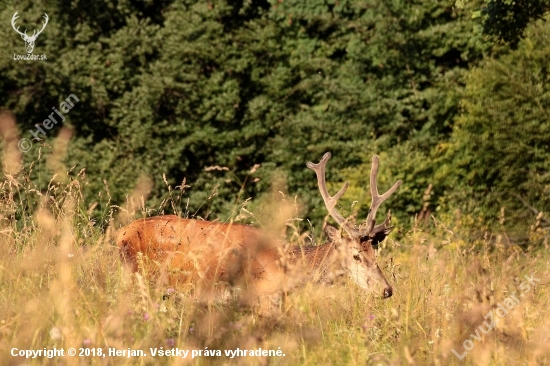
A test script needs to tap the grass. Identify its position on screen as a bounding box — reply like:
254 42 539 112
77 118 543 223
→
0 114 549 365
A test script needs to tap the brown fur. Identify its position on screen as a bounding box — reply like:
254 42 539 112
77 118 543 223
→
116 216 393 300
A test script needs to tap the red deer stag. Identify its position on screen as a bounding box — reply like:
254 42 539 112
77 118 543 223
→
116 152 401 301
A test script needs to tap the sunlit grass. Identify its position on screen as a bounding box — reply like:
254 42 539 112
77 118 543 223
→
1 113 549 365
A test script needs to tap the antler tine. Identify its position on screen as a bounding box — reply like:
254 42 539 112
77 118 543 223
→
36 13 49 35
363 155 402 235
307 152 358 237
11 11 27 36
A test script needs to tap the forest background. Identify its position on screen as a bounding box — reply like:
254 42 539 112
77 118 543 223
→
1 0 550 245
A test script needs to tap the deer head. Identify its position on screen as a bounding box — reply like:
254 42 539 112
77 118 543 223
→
12 11 49 54
307 152 401 298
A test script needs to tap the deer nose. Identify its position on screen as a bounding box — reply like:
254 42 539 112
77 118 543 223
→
383 287 393 298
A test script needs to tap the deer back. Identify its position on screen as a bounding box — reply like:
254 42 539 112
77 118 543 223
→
116 215 284 291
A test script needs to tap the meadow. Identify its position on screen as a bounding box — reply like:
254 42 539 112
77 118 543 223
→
0 114 549 366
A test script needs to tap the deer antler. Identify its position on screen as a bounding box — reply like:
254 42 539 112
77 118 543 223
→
358 155 402 237
306 152 357 237
307 152 359 238
308 153 401 239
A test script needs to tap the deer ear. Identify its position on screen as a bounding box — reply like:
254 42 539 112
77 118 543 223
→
369 224 394 246
324 224 341 242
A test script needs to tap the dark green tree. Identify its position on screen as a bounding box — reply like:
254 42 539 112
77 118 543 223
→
438 17 550 240
481 0 550 47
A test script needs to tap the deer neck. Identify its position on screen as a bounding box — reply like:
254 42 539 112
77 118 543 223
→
287 242 343 284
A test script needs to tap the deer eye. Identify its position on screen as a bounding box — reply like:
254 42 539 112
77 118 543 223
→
353 254 361 262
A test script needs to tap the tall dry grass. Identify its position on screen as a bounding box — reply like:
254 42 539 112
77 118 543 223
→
0 112 549 365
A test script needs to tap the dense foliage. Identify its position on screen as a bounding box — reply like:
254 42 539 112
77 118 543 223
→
439 18 550 239
1 0 548 243
480 0 550 47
